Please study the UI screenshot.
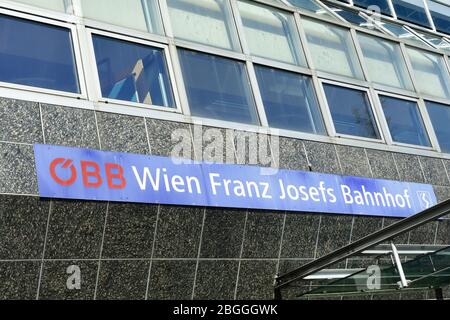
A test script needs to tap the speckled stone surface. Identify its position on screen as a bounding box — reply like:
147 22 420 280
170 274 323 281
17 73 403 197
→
96 112 149 154
276 137 309 171
102 203 157 259
0 143 38 194
0 98 43 144
408 221 438 244
200 208 246 258
0 261 40 300
96 260 149 300
38 260 98 300
393 153 425 183
233 130 273 167
152 206 204 258
192 125 236 164
316 215 353 257
350 216 383 242
41 104 99 149
436 219 450 245
236 260 277 300
241 210 284 259
193 260 239 300
147 260 196 300
304 141 341 174
335 145 371 177
146 118 193 158
433 186 450 204
281 213 320 259
383 217 410 244
0 195 49 260
366 149 399 180
419 156 450 186
44 201 106 259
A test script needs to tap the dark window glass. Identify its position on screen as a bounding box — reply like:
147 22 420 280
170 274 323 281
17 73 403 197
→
391 0 431 28
178 49 258 124
323 84 380 139
92 35 175 108
428 1 450 35
353 0 392 16
380 95 430 146
322 1 368 25
426 101 450 153
0 14 79 93
255 65 325 134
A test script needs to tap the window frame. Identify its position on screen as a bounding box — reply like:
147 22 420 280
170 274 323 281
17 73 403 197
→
374 90 436 150
318 78 386 143
0 7 87 99
85 28 182 113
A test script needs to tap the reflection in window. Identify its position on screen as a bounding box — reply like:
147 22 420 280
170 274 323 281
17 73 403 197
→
323 84 380 139
427 101 450 153
0 15 79 93
358 33 413 90
406 47 450 99
92 35 175 108
178 50 258 124
391 0 431 28
302 18 364 79
237 1 306 66
352 0 392 16
14 0 69 12
80 0 164 35
428 1 450 35
286 0 335 18
323 1 370 27
380 21 430 47
379 95 430 146
255 65 325 134
166 0 240 51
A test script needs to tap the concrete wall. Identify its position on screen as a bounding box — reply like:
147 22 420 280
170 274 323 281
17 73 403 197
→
1 97 450 300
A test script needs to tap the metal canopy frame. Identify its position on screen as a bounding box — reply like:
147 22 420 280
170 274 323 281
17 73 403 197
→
274 198 450 299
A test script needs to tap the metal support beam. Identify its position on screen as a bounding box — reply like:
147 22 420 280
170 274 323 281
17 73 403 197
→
391 242 409 288
274 199 450 299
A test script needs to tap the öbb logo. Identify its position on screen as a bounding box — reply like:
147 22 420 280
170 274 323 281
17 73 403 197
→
49 158 126 189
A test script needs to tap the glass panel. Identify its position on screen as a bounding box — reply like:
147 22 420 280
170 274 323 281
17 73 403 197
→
379 95 430 146
13 0 68 12
238 1 306 66
323 84 380 139
92 35 175 108
352 0 392 16
80 0 164 35
286 0 337 19
166 0 240 51
255 65 325 134
410 28 450 52
357 33 413 90
178 49 258 124
302 18 364 79
391 0 431 28
0 14 79 93
322 1 382 32
407 47 450 99
426 101 450 153
428 1 450 35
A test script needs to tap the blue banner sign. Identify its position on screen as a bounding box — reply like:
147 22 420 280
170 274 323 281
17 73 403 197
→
34 144 437 218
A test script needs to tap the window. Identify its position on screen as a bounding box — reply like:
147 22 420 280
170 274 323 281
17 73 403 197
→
357 33 413 90
13 0 69 12
323 84 380 139
428 1 450 34
255 65 325 134
237 1 306 66
352 0 392 16
166 0 240 51
380 21 430 47
0 14 79 93
286 0 336 18
301 18 364 79
426 101 450 153
323 2 370 27
178 49 258 124
80 0 164 35
92 35 175 108
379 95 430 146
391 0 431 28
406 47 450 99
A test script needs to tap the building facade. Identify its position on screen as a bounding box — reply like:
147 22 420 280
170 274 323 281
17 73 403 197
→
1 0 450 300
